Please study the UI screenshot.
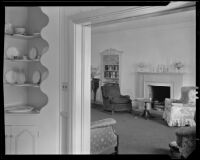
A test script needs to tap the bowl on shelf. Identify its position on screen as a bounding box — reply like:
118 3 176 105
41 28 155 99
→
5 23 14 35
14 27 26 35
6 47 21 59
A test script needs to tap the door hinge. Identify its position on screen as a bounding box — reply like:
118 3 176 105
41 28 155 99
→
62 82 68 91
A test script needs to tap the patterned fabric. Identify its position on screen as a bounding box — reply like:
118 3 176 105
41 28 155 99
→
163 99 196 127
175 127 196 159
179 136 196 158
91 118 118 154
101 83 132 112
91 118 116 129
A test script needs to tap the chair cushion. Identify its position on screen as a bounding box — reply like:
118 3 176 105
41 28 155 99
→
111 97 131 104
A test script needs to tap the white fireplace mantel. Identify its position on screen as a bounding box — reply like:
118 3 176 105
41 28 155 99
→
137 71 184 99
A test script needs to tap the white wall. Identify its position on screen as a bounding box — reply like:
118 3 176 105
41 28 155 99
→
91 15 196 101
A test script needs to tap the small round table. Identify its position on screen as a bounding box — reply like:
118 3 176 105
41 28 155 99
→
134 98 153 120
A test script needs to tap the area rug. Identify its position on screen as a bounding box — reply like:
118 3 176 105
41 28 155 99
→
91 103 178 155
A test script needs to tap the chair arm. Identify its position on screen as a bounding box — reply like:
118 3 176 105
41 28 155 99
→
91 118 116 129
120 95 130 99
165 98 182 104
165 98 183 109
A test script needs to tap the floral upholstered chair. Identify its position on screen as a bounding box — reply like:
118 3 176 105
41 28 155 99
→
163 86 198 127
169 112 197 159
91 118 119 154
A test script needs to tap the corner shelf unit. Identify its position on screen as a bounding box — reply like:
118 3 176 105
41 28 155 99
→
4 7 49 114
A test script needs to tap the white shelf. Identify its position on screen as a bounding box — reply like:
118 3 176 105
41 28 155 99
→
5 58 40 62
5 33 41 39
4 104 40 114
4 83 40 87
5 110 40 115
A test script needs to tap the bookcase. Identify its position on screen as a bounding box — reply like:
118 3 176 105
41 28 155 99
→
100 48 122 85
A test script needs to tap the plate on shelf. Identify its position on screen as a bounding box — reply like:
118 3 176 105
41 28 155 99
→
5 105 34 113
32 71 41 84
28 47 38 60
5 70 18 84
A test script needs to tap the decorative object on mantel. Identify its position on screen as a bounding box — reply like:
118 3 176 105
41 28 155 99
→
137 62 147 72
136 62 186 74
91 66 101 103
137 63 171 73
174 61 184 72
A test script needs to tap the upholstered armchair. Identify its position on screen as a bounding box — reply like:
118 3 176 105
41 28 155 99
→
163 86 198 127
169 113 197 159
91 118 119 154
101 83 132 114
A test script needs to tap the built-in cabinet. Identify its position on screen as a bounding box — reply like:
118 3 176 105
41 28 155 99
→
5 125 38 154
4 7 49 154
100 48 122 85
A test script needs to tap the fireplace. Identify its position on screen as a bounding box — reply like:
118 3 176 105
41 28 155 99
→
138 72 184 100
150 86 170 108
136 72 184 110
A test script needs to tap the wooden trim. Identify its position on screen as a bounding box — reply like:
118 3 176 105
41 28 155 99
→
81 25 91 154
70 2 195 25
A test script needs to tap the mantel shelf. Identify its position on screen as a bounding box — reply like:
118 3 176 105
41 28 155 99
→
137 71 185 74
5 33 41 39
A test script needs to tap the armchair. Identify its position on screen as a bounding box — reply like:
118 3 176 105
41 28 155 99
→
91 118 119 154
169 112 197 159
163 86 198 127
101 83 132 114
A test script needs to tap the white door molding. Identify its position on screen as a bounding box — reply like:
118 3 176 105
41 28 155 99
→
68 2 195 154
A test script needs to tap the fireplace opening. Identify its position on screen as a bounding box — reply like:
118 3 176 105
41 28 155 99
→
150 86 170 109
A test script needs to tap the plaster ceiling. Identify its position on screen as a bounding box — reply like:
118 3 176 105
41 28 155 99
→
64 7 106 16
92 9 195 34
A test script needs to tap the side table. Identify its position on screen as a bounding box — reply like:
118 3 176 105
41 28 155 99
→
134 98 153 119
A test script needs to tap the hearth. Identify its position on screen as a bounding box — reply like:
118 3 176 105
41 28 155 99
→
150 86 170 110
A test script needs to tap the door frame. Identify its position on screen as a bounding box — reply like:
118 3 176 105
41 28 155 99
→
68 2 195 154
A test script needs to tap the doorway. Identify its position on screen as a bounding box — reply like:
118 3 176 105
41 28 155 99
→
68 2 195 154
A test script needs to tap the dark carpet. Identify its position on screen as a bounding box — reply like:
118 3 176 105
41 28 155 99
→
91 103 178 155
